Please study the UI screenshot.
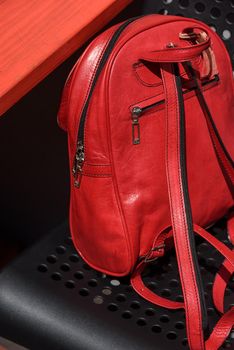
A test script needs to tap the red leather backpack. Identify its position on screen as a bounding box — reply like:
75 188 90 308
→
58 15 234 350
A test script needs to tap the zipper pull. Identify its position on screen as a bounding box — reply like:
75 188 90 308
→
131 106 142 145
72 141 84 188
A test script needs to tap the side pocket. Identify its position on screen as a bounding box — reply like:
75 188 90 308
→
69 164 132 276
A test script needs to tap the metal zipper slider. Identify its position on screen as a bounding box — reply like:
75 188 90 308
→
72 141 84 188
74 171 83 188
131 106 142 145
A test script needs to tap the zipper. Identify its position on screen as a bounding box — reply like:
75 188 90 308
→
73 141 85 188
131 106 142 145
131 75 219 145
72 17 140 187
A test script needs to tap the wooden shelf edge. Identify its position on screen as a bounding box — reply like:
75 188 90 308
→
0 0 132 117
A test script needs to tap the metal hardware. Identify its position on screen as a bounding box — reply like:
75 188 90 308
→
179 32 198 40
131 106 142 145
166 42 176 48
72 141 84 188
144 244 166 263
132 106 142 116
74 172 83 188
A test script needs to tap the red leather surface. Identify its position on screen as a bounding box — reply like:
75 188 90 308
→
105 16 233 266
58 15 234 349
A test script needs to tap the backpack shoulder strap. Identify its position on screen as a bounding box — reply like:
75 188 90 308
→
161 60 206 350
132 29 234 350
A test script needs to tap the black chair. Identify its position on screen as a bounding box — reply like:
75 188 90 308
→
0 1 233 349
0 220 233 350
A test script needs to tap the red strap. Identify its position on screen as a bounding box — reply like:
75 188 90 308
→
196 224 234 318
131 62 234 349
162 61 234 350
131 225 234 311
194 225 234 266
206 307 234 350
135 33 233 349
212 258 233 314
212 215 234 314
131 259 184 309
161 63 205 350
139 27 210 63
131 225 234 350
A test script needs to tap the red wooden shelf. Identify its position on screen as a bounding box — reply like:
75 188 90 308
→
0 0 132 116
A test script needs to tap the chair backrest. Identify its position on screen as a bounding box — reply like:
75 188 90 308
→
142 0 234 68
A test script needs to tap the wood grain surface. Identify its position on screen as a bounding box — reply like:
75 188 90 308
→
0 0 132 116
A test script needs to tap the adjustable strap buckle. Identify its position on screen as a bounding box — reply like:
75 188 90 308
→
144 244 166 263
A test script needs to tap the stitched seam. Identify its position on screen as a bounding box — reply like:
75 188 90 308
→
83 164 111 176
105 69 135 273
70 62 96 154
134 73 161 87
144 58 200 63
70 28 115 157
67 59 82 114
152 43 208 53
71 53 97 147
86 163 110 167
143 40 209 56
70 181 128 275
70 223 128 275
132 63 176 88
172 67 204 350
162 65 203 350
173 68 204 350
69 30 128 275
82 173 111 177
83 38 111 162
134 69 187 88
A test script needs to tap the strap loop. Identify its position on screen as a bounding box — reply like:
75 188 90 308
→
139 28 211 63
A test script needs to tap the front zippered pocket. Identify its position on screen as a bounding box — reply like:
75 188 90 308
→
131 74 220 145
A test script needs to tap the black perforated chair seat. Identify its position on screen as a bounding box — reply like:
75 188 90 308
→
0 222 232 350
